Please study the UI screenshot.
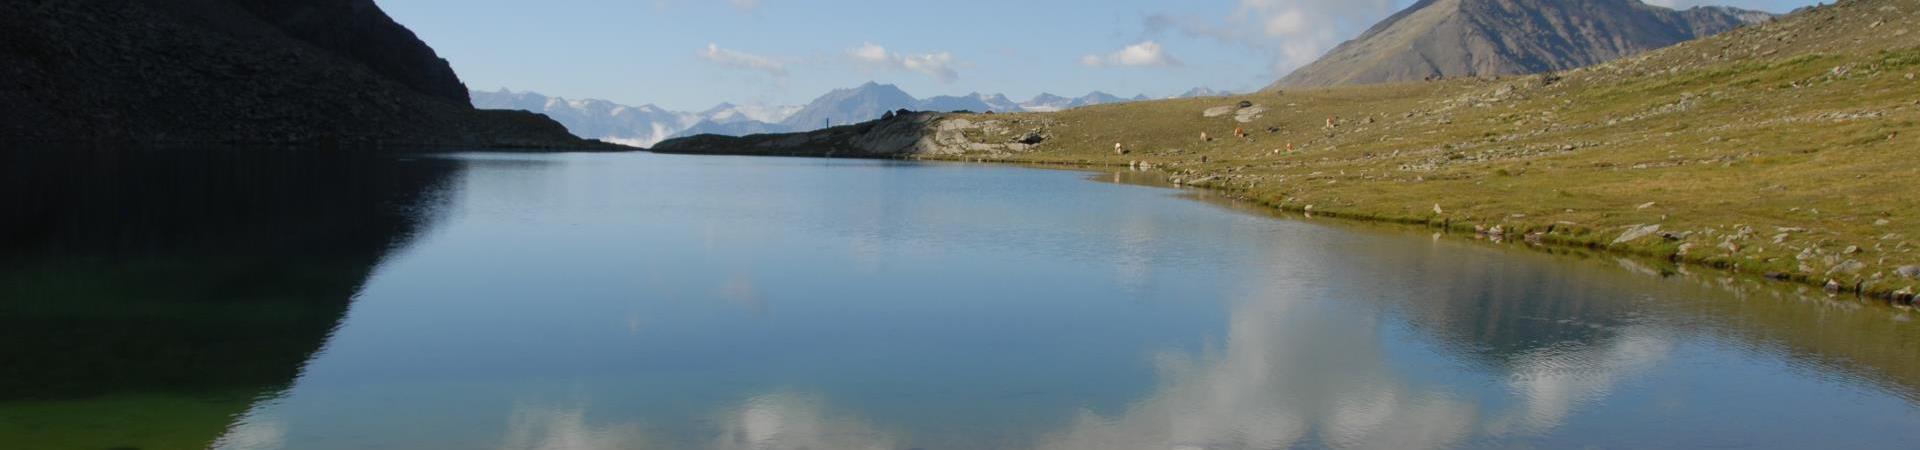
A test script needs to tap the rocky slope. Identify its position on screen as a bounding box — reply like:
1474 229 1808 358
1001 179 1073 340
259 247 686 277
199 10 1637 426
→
0 0 609 148
1274 0 1773 87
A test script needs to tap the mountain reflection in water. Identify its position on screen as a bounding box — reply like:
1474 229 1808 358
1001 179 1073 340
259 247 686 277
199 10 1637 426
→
0 147 459 449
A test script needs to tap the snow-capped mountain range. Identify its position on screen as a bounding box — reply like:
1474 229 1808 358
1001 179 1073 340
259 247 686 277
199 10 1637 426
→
471 84 1234 147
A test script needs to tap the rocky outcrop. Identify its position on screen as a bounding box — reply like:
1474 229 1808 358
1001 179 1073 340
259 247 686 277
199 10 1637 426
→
652 112 1054 158
1272 0 1774 88
0 0 612 148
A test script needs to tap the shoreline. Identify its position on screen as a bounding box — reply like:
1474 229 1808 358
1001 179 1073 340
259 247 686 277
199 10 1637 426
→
649 148 1917 305
925 153 1918 305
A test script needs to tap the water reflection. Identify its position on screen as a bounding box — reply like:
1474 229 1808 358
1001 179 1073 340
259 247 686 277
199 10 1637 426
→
1487 327 1670 436
712 393 899 450
0 147 457 449
1035 294 1479 450
6 153 1920 449
500 405 653 450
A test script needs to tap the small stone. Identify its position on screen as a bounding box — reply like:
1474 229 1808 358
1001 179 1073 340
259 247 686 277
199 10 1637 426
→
1828 259 1867 275
1897 265 1920 279
1677 243 1697 256
1875 218 1892 226
1614 224 1661 245
1433 204 1445 215
1825 279 1844 292
1844 245 1860 255
1637 202 1657 210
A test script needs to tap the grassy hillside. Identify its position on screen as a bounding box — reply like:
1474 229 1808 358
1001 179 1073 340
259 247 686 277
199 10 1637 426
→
655 0 1920 299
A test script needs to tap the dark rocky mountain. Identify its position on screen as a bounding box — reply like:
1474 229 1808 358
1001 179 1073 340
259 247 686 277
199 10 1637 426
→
0 0 607 148
225 0 471 104
1272 0 1773 88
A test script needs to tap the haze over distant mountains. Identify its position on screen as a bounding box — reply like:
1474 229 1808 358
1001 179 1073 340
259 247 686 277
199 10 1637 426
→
1274 0 1774 88
473 83 1234 147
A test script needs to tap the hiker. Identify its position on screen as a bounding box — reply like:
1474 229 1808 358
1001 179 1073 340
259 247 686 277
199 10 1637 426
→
1234 127 1246 138
1201 131 1211 142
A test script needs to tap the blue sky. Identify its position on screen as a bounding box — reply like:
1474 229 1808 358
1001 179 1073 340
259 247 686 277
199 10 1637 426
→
381 0 1817 111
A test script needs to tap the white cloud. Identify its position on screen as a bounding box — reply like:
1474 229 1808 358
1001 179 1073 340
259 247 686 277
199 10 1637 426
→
697 43 788 78
1146 0 1398 77
1081 41 1182 68
849 42 890 64
846 43 960 83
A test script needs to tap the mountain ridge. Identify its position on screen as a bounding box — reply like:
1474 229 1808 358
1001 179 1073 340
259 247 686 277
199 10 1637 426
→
0 0 604 148
1272 0 1774 88
476 83 1201 146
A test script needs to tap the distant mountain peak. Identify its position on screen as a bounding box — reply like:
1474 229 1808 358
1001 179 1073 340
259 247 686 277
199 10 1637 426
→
1030 93 1065 101
1273 0 1773 88
699 102 739 116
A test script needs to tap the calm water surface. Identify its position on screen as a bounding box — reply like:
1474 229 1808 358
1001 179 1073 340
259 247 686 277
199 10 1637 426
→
4 150 1919 449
